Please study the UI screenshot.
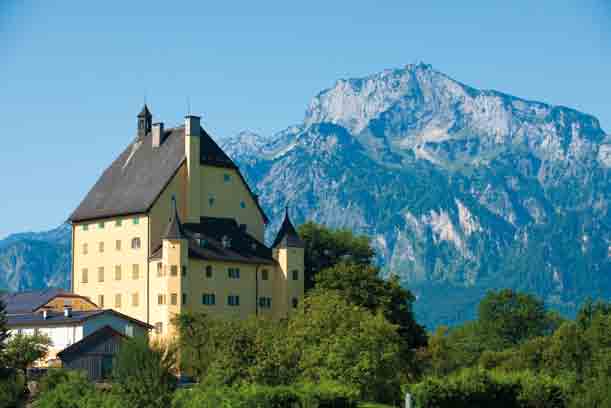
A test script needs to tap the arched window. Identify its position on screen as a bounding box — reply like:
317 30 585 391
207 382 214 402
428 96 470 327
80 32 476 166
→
131 237 141 249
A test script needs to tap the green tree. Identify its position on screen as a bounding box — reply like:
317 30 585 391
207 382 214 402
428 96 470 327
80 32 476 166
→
0 298 8 357
315 262 427 349
288 291 403 403
112 336 177 408
478 289 552 349
298 222 375 289
4 332 51 384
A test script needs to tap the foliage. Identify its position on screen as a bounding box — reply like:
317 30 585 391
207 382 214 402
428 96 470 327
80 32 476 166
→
0 298 8 361
288 291 403 403
111 336 177 408
35 370 94 408
409 368 571 408
315 262 427 349
38 368 74 394
172 382 358 408
4 332 51 383
298 222 375 289
0 372 24 408
477 289 554 349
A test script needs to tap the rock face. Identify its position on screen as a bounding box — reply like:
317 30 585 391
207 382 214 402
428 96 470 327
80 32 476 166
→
222 63 610 327
0 224 71 292
2 64 609 328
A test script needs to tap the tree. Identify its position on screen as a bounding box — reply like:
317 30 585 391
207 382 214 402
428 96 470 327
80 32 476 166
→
478 289 552 349
112 336 177 408
287 290 403 403
315 262 427 349
298 222 375 289
4 333 51 385
0 298 8 355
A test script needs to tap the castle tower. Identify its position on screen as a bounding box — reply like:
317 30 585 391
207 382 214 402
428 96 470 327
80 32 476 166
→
137 104 153 138
272 207 305 317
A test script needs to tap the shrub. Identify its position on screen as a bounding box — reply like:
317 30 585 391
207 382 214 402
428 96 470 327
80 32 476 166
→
0 373 24 408
35 370 94 408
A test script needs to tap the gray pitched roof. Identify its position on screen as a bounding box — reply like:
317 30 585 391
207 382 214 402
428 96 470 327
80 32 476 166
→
58 325 126 360
7 309 152 329
69 126 268 223
1 289 94 314
272 207 304 248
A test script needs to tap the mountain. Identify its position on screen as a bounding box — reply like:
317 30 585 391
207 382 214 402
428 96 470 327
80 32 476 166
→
0 224 71 292
2 63 609 328
221 63 611 327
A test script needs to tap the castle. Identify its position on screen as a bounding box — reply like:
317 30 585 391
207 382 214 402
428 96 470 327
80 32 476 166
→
68 105 304 339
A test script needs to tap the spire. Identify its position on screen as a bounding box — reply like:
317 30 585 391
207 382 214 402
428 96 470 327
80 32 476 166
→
163 197 186 240
137 104 153 137
272 206 304 248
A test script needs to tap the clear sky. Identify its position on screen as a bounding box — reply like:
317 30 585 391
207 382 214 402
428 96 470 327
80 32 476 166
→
0 0 609 238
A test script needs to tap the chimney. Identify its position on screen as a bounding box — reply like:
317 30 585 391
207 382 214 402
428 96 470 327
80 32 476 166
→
185 115 202 223
63 307 72 318
152 122 165 147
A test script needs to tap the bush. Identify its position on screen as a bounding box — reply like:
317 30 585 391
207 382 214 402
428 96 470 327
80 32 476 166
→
409 368 571 408
0 373 24 408
35 370 94 408
39 368 75 394
296 381 358 408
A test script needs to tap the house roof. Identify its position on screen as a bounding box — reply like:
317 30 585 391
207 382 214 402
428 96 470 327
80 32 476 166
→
1 289 95 315
57 325 126 360
272 207 304 248
151 216 276 265
69 125 268 224
7 308 153 329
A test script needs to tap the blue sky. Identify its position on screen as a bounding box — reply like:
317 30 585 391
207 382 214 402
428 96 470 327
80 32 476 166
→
0 0 609 238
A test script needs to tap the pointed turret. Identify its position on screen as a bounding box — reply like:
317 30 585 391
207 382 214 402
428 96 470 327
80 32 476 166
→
137 104 153 137
163 197 186 240
272 206 304 248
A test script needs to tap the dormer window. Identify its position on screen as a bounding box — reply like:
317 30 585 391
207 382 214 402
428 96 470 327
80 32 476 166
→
221 236 231 249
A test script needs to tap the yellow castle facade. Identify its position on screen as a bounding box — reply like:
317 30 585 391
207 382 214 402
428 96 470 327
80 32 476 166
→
69 106 304 339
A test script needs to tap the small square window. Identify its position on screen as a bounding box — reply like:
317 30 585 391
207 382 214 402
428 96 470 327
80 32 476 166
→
115 265 122 281
132 264 139 280
98 295 104 308
115 219 122 227
82 224 89 231
81 268 88 284
240 201 246 209
170 265 178 276
132 293 139 307
116 240 122 251
182 293 187 305
208 197 215 207
181 266 187 276
133 217 140 225
202 293 215 305
115 294 122 308
223 174 231 183
131 238 141 250
205 265 213 278
227 295 240 306
97 267 104 282
170 293 178 305
82 243 88 255
98 242 104 253
292 270 299 281
98 222 105 229
157 294 165 305
261 269 269 281
228 268 240 279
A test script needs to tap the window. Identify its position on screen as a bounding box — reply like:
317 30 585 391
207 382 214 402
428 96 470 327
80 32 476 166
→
157 262 163 277
82 224 89 231
114 294 122 308
170 265 178 276
202 293 215 305
82 243 88 255
98 241 104 253
114 265 122 281
81 268 88 283
228 268 240 279
227 295 240 306
115 219 122 227
154 322 163 334
292 269 299 281
132 264 139 280
98 222 105 229
292 298 299 308
131 237 141 250
182 293 187 305
258 297 272 309
223 173 231 183
97 267 104 282
170 293 178 305
208 196 215 207
240 201 246 209
205 265 213 278
125 325 134 337
181 266 187 276
97 295 104 308
133 217 140 225
116 240 122 251
157 294 166 305
261 269 269 281
132 293 139 307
